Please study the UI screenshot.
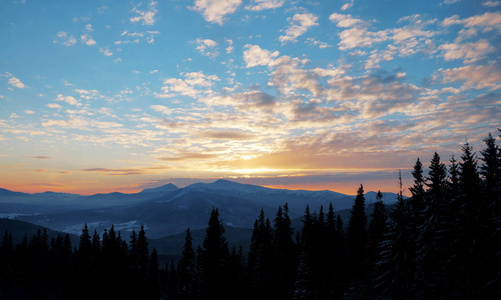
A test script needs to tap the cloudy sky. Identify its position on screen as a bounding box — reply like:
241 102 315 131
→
0 0 500 195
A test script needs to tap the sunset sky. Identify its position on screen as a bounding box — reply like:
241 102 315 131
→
0 0 500 195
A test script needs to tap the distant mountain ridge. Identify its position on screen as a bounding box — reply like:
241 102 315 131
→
4 179 400 240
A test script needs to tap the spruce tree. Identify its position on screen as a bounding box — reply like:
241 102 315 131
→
273 204 297 299
346 184 368 282
419 152 453 298
448 141 493 296
248 209 274 299
380 171 416 298
177 228 196 300
368 190 388 297
200 208 229 299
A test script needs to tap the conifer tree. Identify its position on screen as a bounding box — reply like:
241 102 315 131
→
418 152 453 298
177 228 196 300
380 171 416 298
273 204 297 299
347 184 368 281
248 209 274 299
149 248 160 299
200 208 229 299
368 190 388 295
453 142 486 295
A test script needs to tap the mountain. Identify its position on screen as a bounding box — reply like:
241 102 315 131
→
0 183 180 217
0 218 80 246
14 179 400 239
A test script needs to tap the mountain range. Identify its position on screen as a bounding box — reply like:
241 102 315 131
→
1 179 400 256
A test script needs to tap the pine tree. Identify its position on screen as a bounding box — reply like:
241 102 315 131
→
273 203 297 299
346 184 368 282
418 152 453 298
368 190 388 297
149 248 161 299
294 205 315 299
452 142 487 296
380 171 416 298
478 133 501 294
200 208 229 299
177 228 196 300
248 209 274 299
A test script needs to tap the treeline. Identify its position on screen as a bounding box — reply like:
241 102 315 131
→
0 225 160 299
1 131 500 299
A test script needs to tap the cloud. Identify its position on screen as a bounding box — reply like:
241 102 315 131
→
439 39 494 63
243 44 279 67
24 110 35 114
158 71 220 98
81 34 96 46
439 62 501 91
99 47 113 56
28 156 50 159
306 37 330 48
329 13 366 28
279 13 319 44
158 152 219 161
130 1 157 25
8 77 25 89
191 0 242 25
42 116 123 129
47 103 62 109
225 39 233 53
198 130 257 140
245 0 284 11
81 167 153 176
442 12 501 30
340 0 354 10
55 94 81 106
151 105 173 115
195 38 219 58
54 31 77 46
483 1 500 7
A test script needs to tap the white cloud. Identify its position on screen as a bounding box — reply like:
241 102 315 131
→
440 63 501 91
47 103 62 109
24 110 35 114
151 105 173 115
279 13 319 44
130 1 157 25
245 0 284 11
329 13 365 28
81 34 96 46
341 0 354 10
243 44 279 68
159 71 220 98
483 1 500 7
225 39 233 53
86 24 93 31
100 48 113 56
442 12 501 29
306 38 330 49
55 94 81 106
8 77 25 89
191 0 242 25
439 40 494 63
195 38 219 58
54 31 77 46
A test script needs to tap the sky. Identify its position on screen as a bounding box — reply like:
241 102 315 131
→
0 0 500 196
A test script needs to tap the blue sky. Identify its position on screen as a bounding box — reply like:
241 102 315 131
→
0 0 500 195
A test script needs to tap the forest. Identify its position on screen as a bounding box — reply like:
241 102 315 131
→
0 131 500 299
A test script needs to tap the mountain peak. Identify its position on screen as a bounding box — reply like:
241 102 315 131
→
212 179 240 186
140 183 179 194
